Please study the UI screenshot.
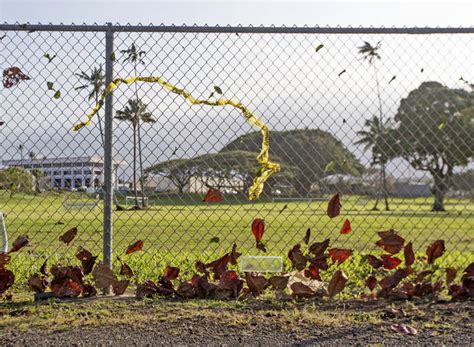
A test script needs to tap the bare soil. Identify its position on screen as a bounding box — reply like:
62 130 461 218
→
1 296 472 345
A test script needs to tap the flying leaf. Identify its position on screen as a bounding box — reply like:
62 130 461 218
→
315 44 324 52
375 229 404 254
163 265 180 281
43 53 56 63
291 282 315 298
9 235 29 253
366 255 383 269
404 242 415 268
288 244 307 270
209 236 220 244
445 267 457 284
75 247 96 275
381 255 402 270
328 248 353 265
438 122 446 130
390 324 418 335
110 52 116 61
120 262 134 278
338 69 346 77
126 240 144 254
46 81 54 90
203 188 223 203
53 90 61 99
426 240 445 264
327 193 341 218
380 269 406 289
213 86 223 95
366 275 377 291
59 227 77 245
340 219 351 234
328 270 347 297
325 161 335 173
251 218 265 243
308 238 330 257
388 75 396 84
303 228 311 245
92 262 116 289
420 68 424 73
245 272 268 297
112 279 129 295
3 67 31 88
304 265 321 281
0 268 14 295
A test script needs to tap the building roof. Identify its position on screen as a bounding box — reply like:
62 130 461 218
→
2 155 126 167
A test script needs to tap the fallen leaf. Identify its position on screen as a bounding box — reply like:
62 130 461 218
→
426 240 445 264
39 259 48 276
291 282 315 298
28 273 47 293
3 67 30 88
203 187 223 203
328 248 353 265
308 239 330 257
229 243 241 265
391 324 417 335
268 275 289 290
288 244 307 270
9 235 29 253
245 272 268 297
120 262 134 278
340 219 351 234
218 270 243 298
251 218 265 243
92 262 116 289
366 275 377 291
163 265 180 281
209 236 220 244
445 267 457 284
59 227 77 245
176 281 196 298
380 269 406 289
0 268 14 295
126 240 144 254
381 255 402 270
304 265 321 281
404 242 415 267
303 228 311 245
82 283 97 297
112 279 129 295
205 253 230 280
366 255 383 269
327 194 341 218
375 229 404 254
328 270 348 297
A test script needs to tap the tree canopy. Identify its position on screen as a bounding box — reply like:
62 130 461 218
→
220 129 364 196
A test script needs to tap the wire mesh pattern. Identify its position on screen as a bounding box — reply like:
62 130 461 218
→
0 24 473 269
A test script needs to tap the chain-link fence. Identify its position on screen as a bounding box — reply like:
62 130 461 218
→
1 24 473 272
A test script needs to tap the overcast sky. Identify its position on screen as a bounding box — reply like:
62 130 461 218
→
1 1 473 182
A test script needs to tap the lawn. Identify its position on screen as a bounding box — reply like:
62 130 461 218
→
1 190 473 286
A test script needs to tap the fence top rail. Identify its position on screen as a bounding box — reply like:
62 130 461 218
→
1 23 474 34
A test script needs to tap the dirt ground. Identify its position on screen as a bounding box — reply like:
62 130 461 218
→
0 295 472 345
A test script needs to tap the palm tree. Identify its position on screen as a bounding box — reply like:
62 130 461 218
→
121 43 150 207
358 41 390 211
115 99 155 208
28 151 36 160
18 144 24 160
74 65 105 146
355 116 391 210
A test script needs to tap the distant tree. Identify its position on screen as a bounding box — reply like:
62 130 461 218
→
0 167 34 197
75 65 105 145
115 99 156 207
393 82 474 211
28 151 36 160
145 159 197 194
220 129 363 197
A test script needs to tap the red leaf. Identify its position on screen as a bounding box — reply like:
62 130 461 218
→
3 67 31 88
51 278 82 298
9 235 29 253
203 188 223 203
229 243 241 265
163 265 180 281
218 270 243 298
381 255 402 270
28 273 47 293
291 282 315 298
426 240 445 264
205 254 230 280
328 248 353 265
303 228 311 245
120 262 134 278
310 254 329 271
245 272 268 297
76 247 96 275
251 218 265 243
366 275 377 291
59 227 77 245
0 253 11 269
404 242 415 267
390 324 418 335
366 255 383 269
304 265 321 281
288 244 307 270
445 267 457 284
0 268 15 295
308 239 330 257
327 193 341 218
375 229 404 254
340 219 351 234
328 270 348 297
380 269 406 289
189 275 216 298
126 240 144 254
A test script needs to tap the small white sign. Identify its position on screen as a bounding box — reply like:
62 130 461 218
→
240 255 283 273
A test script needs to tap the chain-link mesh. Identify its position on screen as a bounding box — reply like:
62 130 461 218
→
1 24 473 272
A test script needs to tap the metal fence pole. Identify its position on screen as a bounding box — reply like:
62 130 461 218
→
103 23 114 271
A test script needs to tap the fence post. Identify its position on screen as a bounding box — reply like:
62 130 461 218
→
103 23 114 273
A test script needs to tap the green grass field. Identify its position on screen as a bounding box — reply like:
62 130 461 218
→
1 190 473 288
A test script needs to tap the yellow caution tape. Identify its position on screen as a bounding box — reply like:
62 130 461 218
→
73 76 280 200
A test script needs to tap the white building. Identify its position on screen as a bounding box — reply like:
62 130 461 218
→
2 156 125 191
